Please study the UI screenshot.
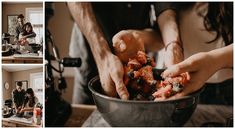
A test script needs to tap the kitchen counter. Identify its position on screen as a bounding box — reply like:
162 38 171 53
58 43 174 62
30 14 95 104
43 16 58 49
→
2 55 43 64
2 116 42 127
82 104 233 127
65 104 97 127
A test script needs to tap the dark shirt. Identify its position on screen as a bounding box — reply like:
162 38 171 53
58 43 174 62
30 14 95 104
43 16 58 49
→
21 31 37 38
92 2 198 49
15 24 24 40
12 89 26 108
70 2 153 104
91 2 152 49
15 24 37 40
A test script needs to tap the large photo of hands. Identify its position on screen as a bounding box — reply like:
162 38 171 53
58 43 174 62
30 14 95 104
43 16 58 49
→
44 2 233 127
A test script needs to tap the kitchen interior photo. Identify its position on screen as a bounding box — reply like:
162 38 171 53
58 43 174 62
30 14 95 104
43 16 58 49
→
2 2 43 64
2 65 43 127
45 2 233 127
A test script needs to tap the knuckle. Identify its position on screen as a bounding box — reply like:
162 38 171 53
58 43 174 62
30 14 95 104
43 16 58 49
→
119 30 128 34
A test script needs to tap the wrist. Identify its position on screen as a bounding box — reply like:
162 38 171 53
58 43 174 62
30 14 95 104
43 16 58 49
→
165 41 183 52
207 50 227 71
95 49 112 65
206 52 223 73
89 35 112 61
132 30 144 41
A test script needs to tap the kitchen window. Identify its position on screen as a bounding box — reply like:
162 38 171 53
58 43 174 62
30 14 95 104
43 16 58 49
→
25 8 43 44
30 72 43 104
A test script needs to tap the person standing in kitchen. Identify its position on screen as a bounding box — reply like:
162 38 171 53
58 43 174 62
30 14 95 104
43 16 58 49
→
67 3 156 104
12 81 26 114
14 14 36 43
19 88 39 116
67 2 182 104
14 14 25 42
161 2 233 105
18 22 37 45
154 2 233 105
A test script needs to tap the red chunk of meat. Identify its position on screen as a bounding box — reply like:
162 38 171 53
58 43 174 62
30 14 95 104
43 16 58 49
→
164 73 188 86
136 51 147 65
152 85 172 98
138 66 155 85
127 58 142 70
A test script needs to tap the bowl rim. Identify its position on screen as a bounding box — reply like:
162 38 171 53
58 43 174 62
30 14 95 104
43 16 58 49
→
88 76 203 104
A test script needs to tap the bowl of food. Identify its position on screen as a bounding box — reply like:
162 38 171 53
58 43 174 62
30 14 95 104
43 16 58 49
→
28 43 42 53
88 51 202 127
89 76 202 127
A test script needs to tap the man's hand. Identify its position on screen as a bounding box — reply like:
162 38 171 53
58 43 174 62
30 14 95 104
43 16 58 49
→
67 3 130 99
98 53 129 99
112 30 145 63
16 107 21 113
15 109 19 114
113 29 164 63
18 38 28 45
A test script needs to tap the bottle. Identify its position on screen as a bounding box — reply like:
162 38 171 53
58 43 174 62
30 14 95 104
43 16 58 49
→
33 108 42 125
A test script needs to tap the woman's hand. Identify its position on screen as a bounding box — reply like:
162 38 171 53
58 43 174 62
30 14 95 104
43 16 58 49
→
162 52 219 98
162 44 233 98
157 9 184 67
112 30 145 63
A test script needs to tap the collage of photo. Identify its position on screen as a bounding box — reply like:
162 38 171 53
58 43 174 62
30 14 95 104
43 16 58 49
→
1 1 234 128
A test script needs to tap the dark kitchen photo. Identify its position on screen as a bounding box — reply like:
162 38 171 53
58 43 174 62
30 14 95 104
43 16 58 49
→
2 65 43 127
2 2 43 64
45 2 233 127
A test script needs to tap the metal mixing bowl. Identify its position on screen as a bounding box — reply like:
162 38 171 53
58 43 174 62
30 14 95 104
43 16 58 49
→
88 70 203 127
28 43 42 53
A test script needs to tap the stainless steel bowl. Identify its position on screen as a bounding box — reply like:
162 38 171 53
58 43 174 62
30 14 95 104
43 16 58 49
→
89 71 202 127
28 43 42 53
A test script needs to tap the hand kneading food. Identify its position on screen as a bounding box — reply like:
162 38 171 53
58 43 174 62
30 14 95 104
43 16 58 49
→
123 51 188 101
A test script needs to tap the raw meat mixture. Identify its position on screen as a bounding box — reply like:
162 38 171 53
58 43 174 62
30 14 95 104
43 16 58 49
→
123 51 188 101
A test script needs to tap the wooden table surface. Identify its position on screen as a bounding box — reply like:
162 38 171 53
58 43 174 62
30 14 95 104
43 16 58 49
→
81 104 233 127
